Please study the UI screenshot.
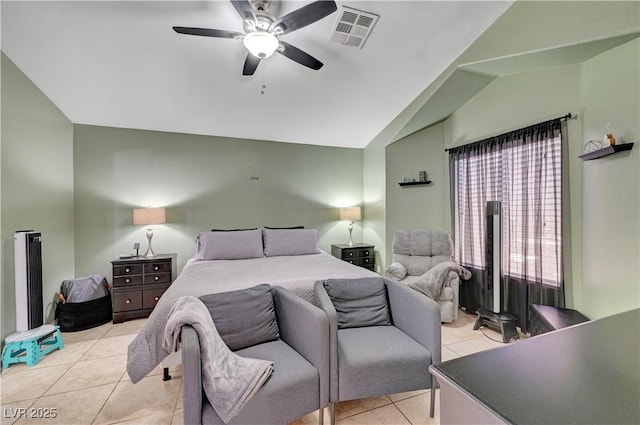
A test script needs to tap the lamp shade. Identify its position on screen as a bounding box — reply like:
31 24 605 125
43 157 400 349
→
133 208 166 225
340 207 361 222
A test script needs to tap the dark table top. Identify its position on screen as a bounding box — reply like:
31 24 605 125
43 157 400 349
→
432 308 639 425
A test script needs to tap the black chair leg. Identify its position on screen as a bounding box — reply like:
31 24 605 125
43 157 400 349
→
430 381 436 417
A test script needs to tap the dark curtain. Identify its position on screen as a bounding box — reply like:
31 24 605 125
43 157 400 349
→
449 119 565 332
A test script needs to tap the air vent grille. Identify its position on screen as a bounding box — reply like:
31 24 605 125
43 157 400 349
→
329 6 379 49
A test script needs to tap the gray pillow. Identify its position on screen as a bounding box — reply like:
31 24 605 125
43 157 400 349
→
199 284 280 351
210 228 257 232
195 229 264 260
262 228 319 257
264 226 304 229
323 278 391 329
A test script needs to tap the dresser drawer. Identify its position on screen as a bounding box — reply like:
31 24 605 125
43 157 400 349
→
143 273 171 284
113 291 143 312
143 287 167 309
340 248 373 259
344 256 374 266
114 275 144 287
113 264 143 276
144 262 171 274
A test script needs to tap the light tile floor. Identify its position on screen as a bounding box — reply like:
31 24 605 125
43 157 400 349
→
1 312 515 425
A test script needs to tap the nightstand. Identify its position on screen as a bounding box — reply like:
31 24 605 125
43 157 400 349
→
111 254 176 323
331 244 375 271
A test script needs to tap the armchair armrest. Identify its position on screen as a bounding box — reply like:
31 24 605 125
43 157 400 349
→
181 325 203 425
447 273 460 318
385 262 407 280
272 286 330 408
385 278 441 365
313 280 339 402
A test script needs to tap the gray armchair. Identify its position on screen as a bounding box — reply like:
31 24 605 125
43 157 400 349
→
181 285 329 425
314 277 441 424
385 229 460 323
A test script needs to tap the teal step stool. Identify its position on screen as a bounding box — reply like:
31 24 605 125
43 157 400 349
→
2 324 64 369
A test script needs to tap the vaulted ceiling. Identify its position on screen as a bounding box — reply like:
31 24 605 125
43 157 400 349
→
1 1 512 148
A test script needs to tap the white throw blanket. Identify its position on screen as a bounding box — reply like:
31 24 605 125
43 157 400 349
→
163 296 274 423
408 261 471 300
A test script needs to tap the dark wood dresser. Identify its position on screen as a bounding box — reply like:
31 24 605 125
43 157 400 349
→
331 243 375 271
111 254 175 323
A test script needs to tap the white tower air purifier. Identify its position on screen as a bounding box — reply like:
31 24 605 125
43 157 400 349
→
14 230 44 331
485 201 502 312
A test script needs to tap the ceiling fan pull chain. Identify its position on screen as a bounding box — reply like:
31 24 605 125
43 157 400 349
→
260 68 267 95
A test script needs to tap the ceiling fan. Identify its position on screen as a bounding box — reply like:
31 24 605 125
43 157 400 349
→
173 0 337 76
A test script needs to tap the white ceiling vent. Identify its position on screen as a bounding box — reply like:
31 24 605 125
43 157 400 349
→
329 6 379 49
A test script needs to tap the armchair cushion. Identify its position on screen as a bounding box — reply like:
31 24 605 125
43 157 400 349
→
337 326 432 401
202 340 320 425
323 278 391 329
199 284 279 351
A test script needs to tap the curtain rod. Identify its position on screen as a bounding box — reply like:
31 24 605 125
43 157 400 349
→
444 113 573 153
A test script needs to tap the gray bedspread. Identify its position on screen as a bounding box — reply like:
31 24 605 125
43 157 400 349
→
127 251 377 383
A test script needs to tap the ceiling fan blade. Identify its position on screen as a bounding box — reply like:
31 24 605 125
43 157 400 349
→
173 26 242 39
230 0 256 22
270 1 337 34
278 41 323 70
243 53 261 76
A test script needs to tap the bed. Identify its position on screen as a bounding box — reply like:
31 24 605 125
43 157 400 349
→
127 228 378 383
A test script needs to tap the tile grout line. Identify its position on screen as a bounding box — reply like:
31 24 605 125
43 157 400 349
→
90 381 121 425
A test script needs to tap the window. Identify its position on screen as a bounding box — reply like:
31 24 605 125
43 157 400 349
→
450 119 563 287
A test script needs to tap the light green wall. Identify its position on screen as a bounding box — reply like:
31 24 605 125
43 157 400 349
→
458 1 640 66
384 123 447 265
579 39 640 318
73 125 364 278
426 39 637 318
1 53 75 342
363 137 386 273
379 2 639 319
443 63 583 309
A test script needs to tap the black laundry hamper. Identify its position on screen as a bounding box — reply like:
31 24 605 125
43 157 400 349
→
55 275 112 332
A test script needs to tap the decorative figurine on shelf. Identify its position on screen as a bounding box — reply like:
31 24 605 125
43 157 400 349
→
606 133 616 146
605 122 616 146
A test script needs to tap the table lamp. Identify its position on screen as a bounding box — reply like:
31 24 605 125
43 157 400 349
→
133 207 166 257
340 207 361 247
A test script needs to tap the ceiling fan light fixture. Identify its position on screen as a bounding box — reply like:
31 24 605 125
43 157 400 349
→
243 31 279 58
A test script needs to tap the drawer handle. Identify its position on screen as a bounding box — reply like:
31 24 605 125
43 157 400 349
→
365 251 370 255
365 258 370 263
125 268 130 273
154 276 159 281
349 260 354 264
154 296 160 301
154 266 159 271
348 252 354 257
125 299 131 304
125 278 131 283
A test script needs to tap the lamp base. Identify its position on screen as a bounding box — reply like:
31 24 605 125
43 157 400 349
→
346 221 355 246
143 228 156 258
